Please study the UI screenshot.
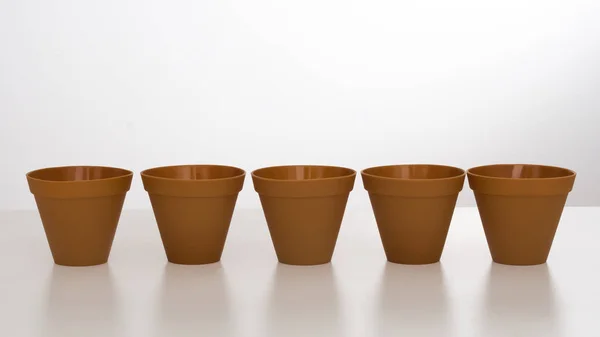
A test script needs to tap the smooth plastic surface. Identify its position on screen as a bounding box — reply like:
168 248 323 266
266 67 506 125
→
362 164 465 264
468 164 576 265
252 165 356 265
141 165 245 265
26 166 133 266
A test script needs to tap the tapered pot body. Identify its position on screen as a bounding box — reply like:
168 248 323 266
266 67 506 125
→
142 165 245 264
468 164 576 265
27 166 133 266
363 164 465 264
252 165 356 265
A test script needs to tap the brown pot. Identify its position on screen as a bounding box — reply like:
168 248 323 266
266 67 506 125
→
252 165 356 265
26 166 133 266
141 165 245 265
362 164 465 264
468 164 576 266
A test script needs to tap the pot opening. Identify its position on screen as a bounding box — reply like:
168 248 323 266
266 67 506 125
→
27 166 131 182
253 165 355 181
142 165 244 181
363 165 464 180
469 164 575 180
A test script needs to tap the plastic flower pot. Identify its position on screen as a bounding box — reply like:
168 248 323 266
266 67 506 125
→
26 166 133 266
468 164 576 265
141 165 245 265
362 164 465 264
252 165 356 265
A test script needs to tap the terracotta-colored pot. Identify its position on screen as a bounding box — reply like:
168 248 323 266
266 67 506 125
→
141 165 245 265
26 166 133 266
362 164 465 264
252 165 356 265
468 164 576 265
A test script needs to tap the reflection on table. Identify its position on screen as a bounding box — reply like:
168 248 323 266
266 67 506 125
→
154 262 234 337
479 263 561 337
376 263 451 337
42 265 123 337
265 264 342 337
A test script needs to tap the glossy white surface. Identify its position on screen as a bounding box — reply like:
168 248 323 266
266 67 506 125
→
1 207 598 336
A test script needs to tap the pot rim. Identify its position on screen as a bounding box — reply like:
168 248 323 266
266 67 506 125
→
141 164 246 182
251 165 356 183
361 164 465 182
467 164 576 181
26 165 133 184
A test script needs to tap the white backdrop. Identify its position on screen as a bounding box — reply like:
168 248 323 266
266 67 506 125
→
1 0 599 210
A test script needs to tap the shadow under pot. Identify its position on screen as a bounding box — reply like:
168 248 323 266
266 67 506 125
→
141 165 245 265
252 165 356 266
362 164 465 264
468 164 576 266
26 166 133 266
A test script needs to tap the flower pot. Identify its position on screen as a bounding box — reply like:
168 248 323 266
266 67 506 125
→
26 166 133 266
468 164 576 265
252 165 356 265
141 165 245 265
362 164 465 264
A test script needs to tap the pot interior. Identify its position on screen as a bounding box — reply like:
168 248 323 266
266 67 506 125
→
143 165 244 181
253 165 355 181
28 166 131 182
363 165 464 180
469 164 574 179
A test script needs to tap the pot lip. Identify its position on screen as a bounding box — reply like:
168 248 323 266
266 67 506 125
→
252 165 356 183
361 164 466 182
467 164 576 181
26 165 133 184
140 164 246 182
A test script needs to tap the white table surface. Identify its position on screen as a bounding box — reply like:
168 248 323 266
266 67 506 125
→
1 207 598 337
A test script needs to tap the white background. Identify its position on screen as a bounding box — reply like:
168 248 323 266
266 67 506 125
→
1 0 599 210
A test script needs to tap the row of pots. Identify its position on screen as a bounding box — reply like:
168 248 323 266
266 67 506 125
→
26 163 576 267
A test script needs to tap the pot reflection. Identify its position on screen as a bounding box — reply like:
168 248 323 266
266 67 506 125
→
265 264 342 337
376 263 451 337
42 265 122 337
154 263 233 337
480 263 562 337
